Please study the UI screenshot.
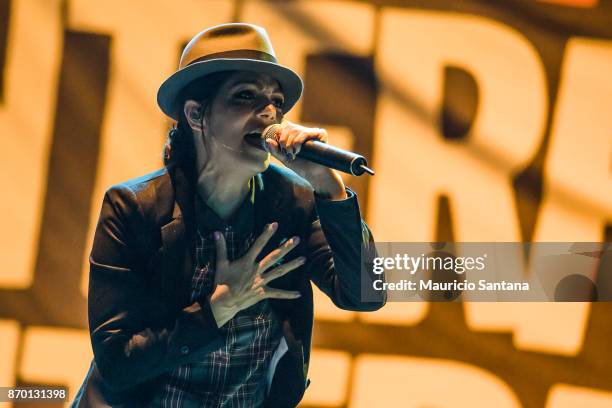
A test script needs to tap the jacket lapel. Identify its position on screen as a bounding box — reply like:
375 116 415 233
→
159 164 196 310
254 171 297 289
254 170 294 253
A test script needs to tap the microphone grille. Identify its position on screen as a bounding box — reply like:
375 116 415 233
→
262 124 281 142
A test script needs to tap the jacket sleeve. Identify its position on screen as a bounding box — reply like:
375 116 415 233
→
87 185 223 392
304 188 386 311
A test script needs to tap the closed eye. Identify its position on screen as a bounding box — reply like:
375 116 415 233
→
235 90 256 100
272 97 284 109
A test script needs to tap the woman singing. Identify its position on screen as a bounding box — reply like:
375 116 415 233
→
72 23 384 408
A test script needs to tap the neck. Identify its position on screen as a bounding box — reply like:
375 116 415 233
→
196 164 253 221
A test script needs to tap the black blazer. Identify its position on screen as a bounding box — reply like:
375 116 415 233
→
72 163 384 407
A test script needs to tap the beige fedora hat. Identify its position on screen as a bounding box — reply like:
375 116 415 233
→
157 23 303 120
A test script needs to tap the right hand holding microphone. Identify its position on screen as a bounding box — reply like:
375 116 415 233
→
208 221 304 327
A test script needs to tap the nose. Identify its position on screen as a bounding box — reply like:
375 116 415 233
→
257 101 276 123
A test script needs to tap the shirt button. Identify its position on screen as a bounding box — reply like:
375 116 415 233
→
180 345 190 355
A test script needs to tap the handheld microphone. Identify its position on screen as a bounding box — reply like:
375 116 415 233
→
262 124 375 176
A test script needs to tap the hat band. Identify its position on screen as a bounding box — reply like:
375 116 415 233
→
185 49 278 67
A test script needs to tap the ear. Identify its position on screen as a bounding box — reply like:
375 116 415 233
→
184 100 204 131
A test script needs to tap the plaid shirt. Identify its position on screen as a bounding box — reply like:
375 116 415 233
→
150 178 282 407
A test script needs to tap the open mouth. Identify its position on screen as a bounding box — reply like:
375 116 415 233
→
243 131 266 151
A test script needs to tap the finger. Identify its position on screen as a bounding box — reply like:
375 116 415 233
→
245 221 278 262
317 128 329 143
279 127 299 159
265 139 290 165
277 125 290 155
261 256 306 285
264 287 302 300
292 134 303 156
292 128 327 156
290 132 309 156
214 231 228 268
264 138 279 155
285 129 299 156
258 236 301 272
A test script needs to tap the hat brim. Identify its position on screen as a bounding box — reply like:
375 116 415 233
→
157 59 303 120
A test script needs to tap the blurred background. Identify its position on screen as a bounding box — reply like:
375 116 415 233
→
1 0 611 406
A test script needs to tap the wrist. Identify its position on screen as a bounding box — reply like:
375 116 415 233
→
305 169 347 200
208 288 236 328
314 187 347 201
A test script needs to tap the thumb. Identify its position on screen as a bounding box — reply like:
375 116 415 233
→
214 231 228 270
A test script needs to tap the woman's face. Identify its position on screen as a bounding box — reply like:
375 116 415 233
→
197 71 285 174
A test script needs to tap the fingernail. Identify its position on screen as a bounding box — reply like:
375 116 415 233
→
269 222 278 231
292 236 300 245
214 231 220 240
298 256 306 263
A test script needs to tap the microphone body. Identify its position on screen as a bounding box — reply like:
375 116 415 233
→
262 124 374 176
